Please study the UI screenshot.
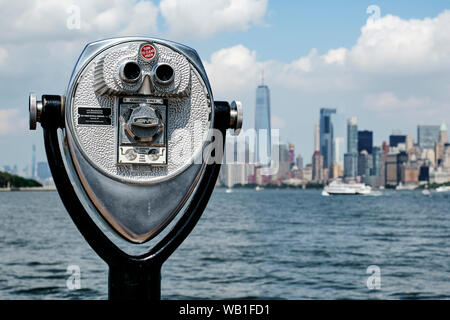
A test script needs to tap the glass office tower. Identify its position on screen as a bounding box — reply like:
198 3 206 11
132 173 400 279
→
320 108 337 169
344 117 358 178
358 130 373 154
255 84 271 164
417 125 440 149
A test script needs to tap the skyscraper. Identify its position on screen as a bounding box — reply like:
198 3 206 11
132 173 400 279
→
372 146 381 177
296 155 303 171
314 123 320 152
417 125 440 149
358 130 373 154
436 122 449 165
344 153 357 178
319 108 336 169
333 137 345 168
344 117 358 178
255 82 271 164
312 151 324 182
389 134 406 148
347 117 358 154
288 144 295 170
358 150 370 177
443 144 450 171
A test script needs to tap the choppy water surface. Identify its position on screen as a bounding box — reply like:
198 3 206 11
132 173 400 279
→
0 189 449 299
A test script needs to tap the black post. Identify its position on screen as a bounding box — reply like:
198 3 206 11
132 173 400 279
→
108 263 162 300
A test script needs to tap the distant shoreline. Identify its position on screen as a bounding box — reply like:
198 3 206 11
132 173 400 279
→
0 186 56 192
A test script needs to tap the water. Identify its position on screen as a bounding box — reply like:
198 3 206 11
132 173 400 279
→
0 189 449 299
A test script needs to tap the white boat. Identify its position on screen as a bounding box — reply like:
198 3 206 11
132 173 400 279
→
255 186 264 191
422 189 431 196
323 180 371 195
225 188 233 193
436 186 450 193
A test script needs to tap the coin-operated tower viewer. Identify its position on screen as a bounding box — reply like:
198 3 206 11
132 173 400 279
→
29 37 243 299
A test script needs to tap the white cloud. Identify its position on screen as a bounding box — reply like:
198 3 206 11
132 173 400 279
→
118 1 159 36
204 45 263 95
0 109 26 135
323 47 347 65
0 0 159 43
205 10 450 101
160 0 268 38
349 10 450 73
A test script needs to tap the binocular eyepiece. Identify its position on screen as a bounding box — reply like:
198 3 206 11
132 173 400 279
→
120 61 141 83
119 60 175 87
154 63 175 84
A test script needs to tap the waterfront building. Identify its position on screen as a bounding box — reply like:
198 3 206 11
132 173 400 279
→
401 163 419 185
333 137 345 168
419 165 430 183
331 162 343 179
443 143 450 172
296 155 303 171
422 148 436 167
344 117 358 178
312 151 324 182
273 142 290 181
406 134 414 151
344 153 358 178
372 146 381 177
288 144 295 170
302 164 313 182
389 134 406 148
417 125 440 150
220 163 248 188
435 123 449 165
358 130 373 154
320 108 337 169
358 150 371 177
385 153 399 186
429 169 450 184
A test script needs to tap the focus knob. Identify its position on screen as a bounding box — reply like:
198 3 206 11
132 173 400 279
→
229 100 243 136
29 93 42 130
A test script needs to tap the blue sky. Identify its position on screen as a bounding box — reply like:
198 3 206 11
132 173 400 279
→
187 0 450 61
0 0 449 172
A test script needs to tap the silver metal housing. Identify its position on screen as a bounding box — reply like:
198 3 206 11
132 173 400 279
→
62 37 215 243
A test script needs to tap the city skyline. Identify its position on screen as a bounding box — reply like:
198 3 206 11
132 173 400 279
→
218 78 450 189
